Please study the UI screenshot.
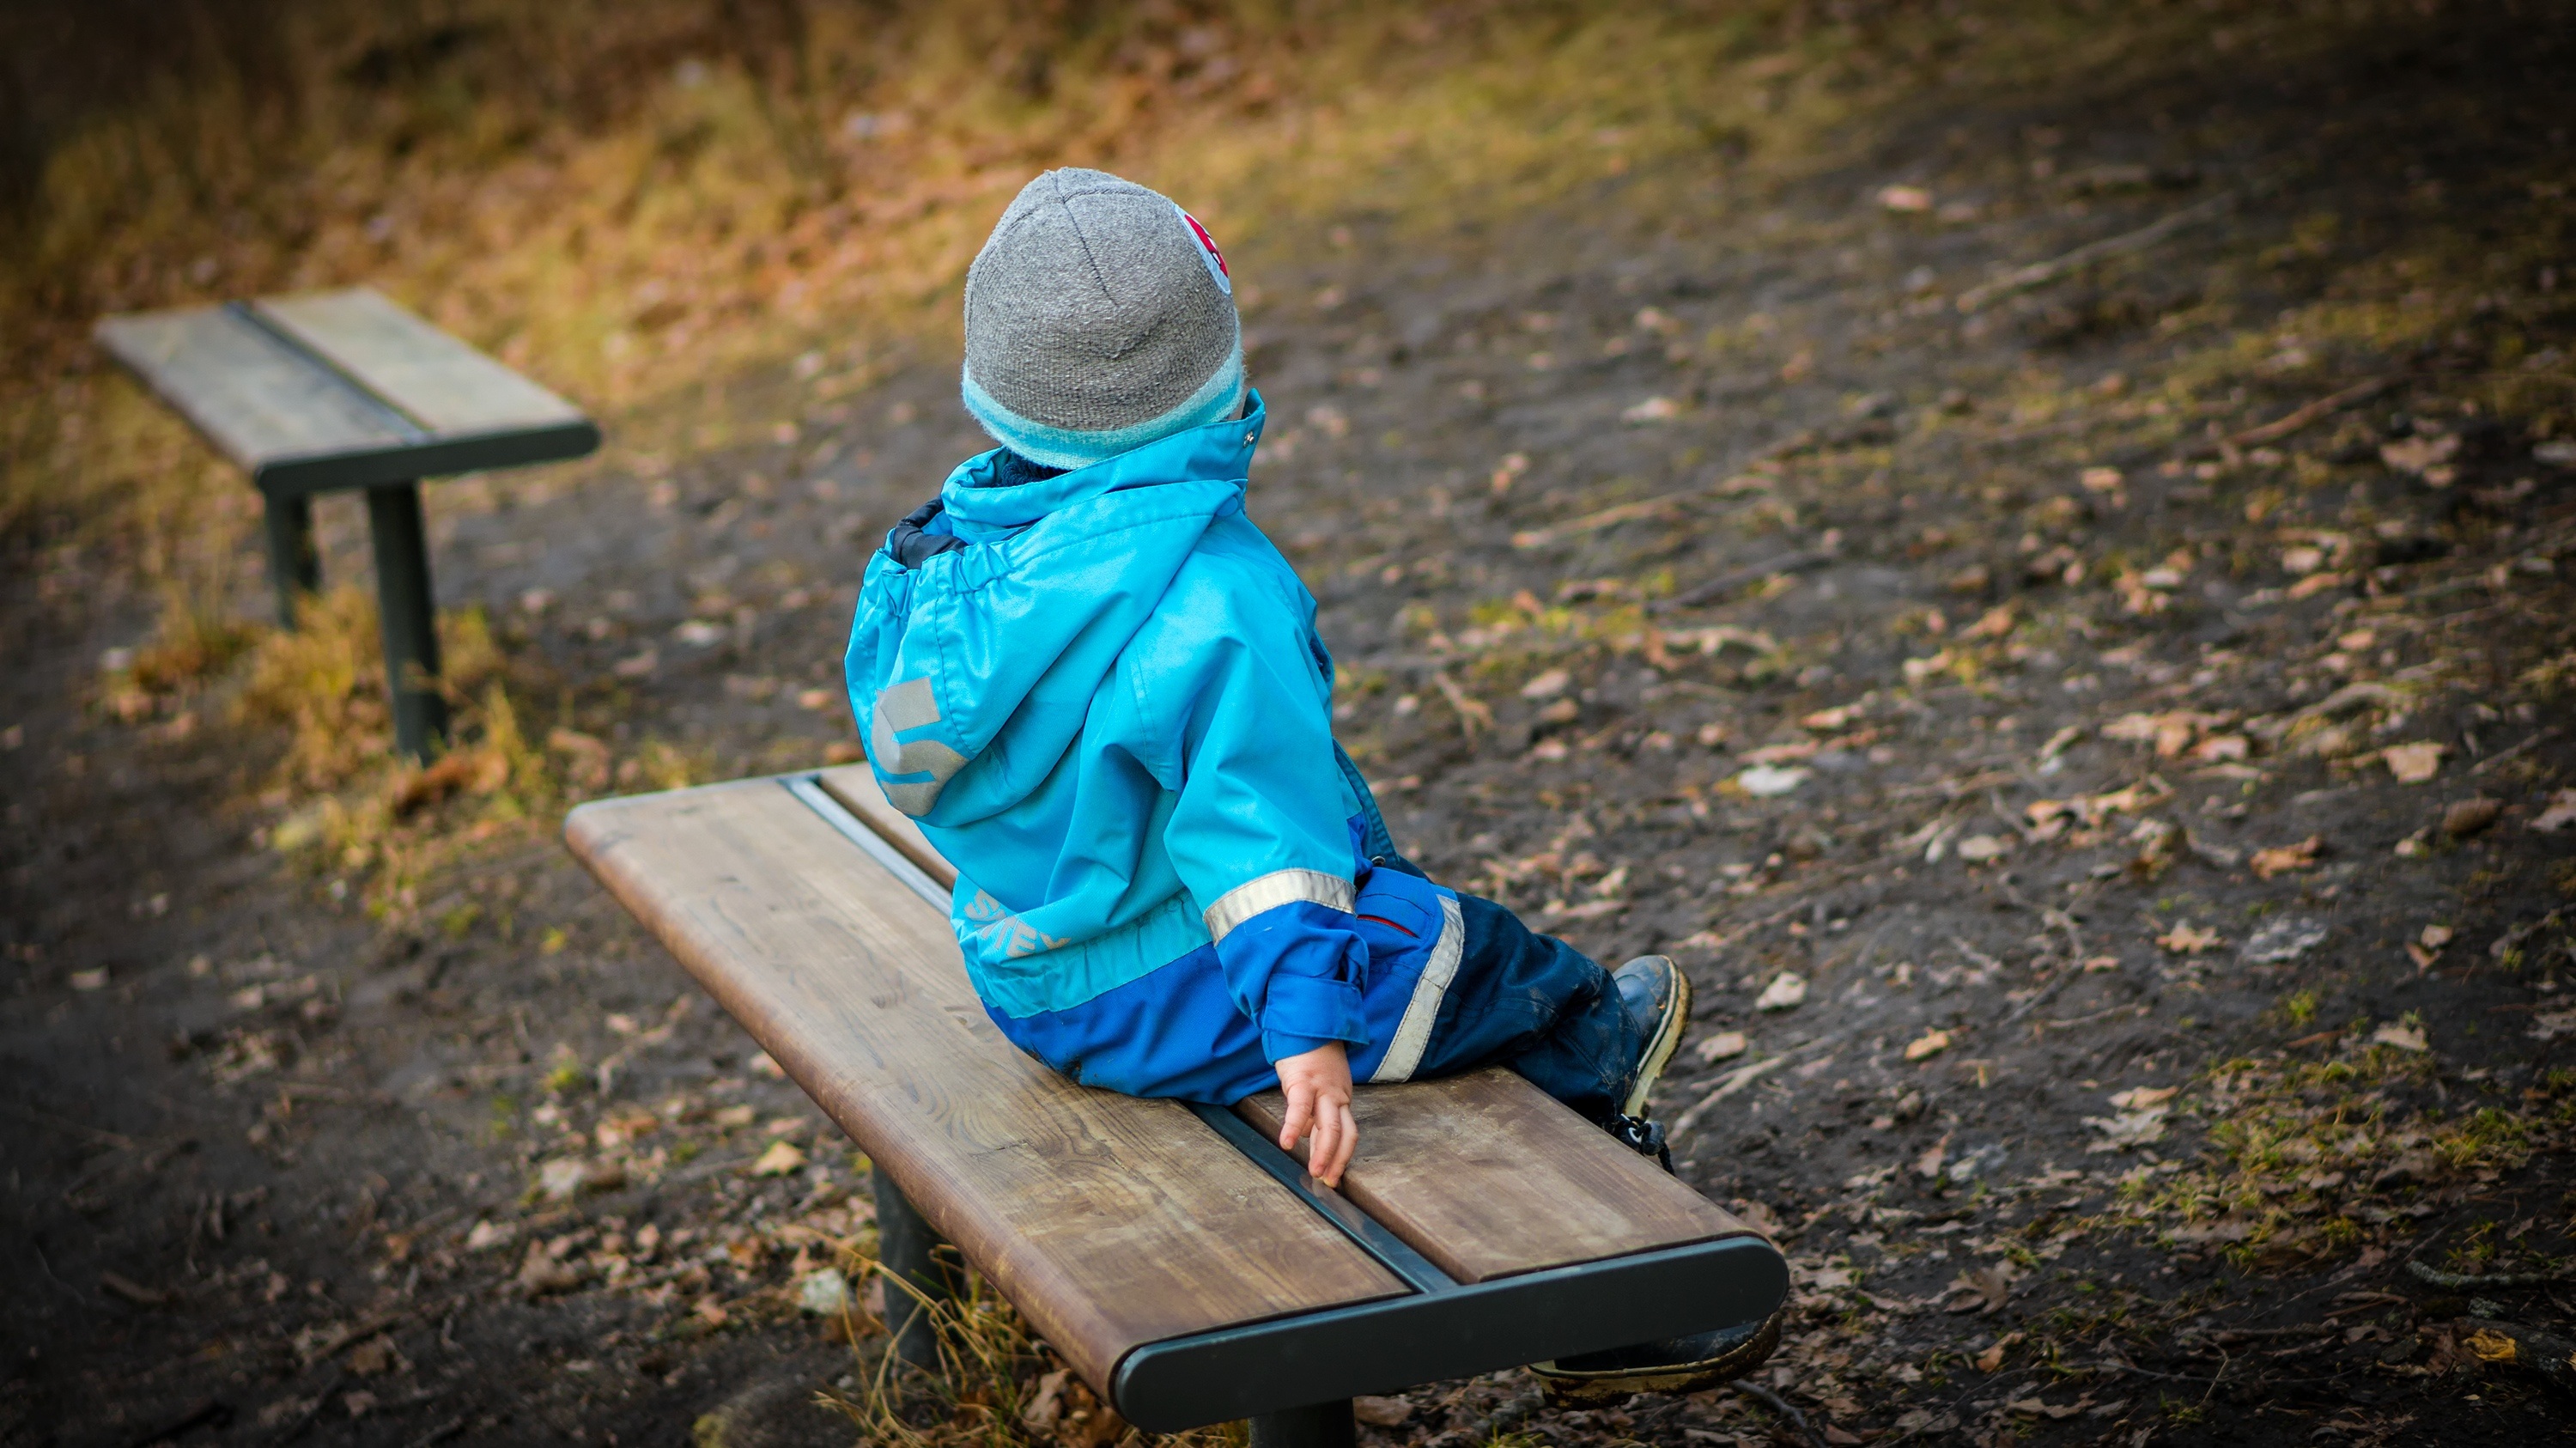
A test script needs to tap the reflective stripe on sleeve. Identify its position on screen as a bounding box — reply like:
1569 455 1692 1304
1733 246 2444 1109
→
1367 892 1463 1084
1201 867 1355 944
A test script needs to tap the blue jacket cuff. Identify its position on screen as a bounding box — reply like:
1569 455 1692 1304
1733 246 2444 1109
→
1257 973 1367 1062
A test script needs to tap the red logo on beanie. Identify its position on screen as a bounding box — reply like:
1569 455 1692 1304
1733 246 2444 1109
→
1175 204 1231 295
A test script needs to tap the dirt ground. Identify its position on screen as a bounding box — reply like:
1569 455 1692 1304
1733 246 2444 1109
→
7 9 2576 1448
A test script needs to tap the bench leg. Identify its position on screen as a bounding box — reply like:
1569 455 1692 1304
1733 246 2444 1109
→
261 491 320 630
872 1169 963 1380
363 480 448 762
1249 1400 1356 1448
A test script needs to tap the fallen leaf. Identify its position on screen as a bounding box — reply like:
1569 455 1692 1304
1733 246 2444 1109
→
1352 1396 1414 1427
2419 924 2454 950
2532 788 2576 832
1963 605 2016 638
344 1335 398 1377
752 1139 809 1176
2157 922 2220 955
797 1267 853 1317
1735 764 1811 797
2109 1086 2178 1110
515 1242 584 1296
2248 835 2324 879
1620 395 1681 424
1975 1343 2008 1372
2166 1216 2253 1244
1743 739 1820 765
1519 668 1571 700
2371 1022 2428 1053
2190 733 2251 763
2530 1010 2576 1042
536 1159 586 1202
1946 1262 2017 1313
2442 797 2502 837
1878 184 1935 212
1695 1031 1749 1064
1801 704 1863 730
2081 1107 2168 1151
1023 1371 1070 1431
1755 971 1808 1012
2379 434 2460 477
68 968 109 991
2242 916 2330 963
2381 742 2445 783
1904 1029 1951 1061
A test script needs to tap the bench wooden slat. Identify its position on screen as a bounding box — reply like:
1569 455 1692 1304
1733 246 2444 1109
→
811 765 1763 1284
94 306 414 471
94 289 599 497
1235 1074 1749 1283
564 780 1406 1395
252 289 587 438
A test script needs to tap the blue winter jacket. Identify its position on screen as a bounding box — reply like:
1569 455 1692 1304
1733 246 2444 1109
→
842 392 1455 1104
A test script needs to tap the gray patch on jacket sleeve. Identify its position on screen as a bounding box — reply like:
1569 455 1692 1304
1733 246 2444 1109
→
867 678 970 817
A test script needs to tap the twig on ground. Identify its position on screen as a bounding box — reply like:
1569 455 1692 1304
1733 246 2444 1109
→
1954 191 2238 312
1511 490 1699 551
2407 1260 2572 1289
2468 727 2558 775
1431 670 1493 737
1430 1383 1542 1446
1733 1380 1826 1448
267 1371 346 1446
2000 967 2081 1028
1671 1031 1849 1140
401 1417 472 1448
1670 1059 1789 1139
1656 548 1837 612
2222 376 2397 450
1 1101 140 1151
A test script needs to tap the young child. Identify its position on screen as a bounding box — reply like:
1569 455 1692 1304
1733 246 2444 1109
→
846 168 1771 1396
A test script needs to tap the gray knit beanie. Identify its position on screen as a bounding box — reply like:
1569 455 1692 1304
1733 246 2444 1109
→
960 168 1245 471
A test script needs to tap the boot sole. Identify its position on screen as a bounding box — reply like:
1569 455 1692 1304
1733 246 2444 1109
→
1619 956 1690 1120
1532 1308 1783 1402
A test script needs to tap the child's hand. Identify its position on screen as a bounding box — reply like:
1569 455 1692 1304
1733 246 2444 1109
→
1274 1042 1358 1188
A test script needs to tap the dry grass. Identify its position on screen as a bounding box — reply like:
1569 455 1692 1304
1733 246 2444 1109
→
15 0 2561 952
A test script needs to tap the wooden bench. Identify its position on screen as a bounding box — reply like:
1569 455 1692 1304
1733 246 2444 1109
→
565 769 1789 1444
96 288 599 759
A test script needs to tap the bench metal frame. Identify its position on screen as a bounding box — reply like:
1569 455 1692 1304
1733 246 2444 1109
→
781 775 1789 1441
